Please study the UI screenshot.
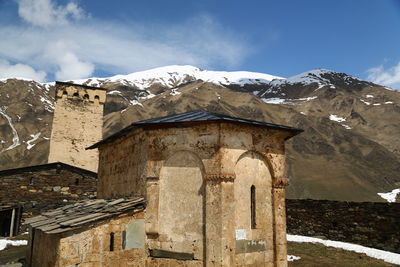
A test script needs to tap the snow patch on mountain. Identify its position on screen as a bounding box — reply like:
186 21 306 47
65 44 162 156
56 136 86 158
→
261 98 286 104
0 107 20 152
360 99 371 105
40 96 55 112
261 96 318 105
26 133 41 150
329 115 346 122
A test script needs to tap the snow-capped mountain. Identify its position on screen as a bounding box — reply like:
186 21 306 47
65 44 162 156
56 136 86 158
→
73 65 283 90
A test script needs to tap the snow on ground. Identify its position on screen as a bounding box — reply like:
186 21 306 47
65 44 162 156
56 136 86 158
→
0 107 20 152
385 101 394 104
287 234 400 265
341 124 352 130
26 133 41 150
329 114 346 122
0 239 27 251
378 188 400 203
287 255 301 262
366 94 374 98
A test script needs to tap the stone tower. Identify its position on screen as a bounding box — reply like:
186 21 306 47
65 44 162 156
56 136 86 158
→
48 81 107 172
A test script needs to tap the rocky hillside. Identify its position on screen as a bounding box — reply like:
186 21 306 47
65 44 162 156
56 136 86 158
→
0 66 399 202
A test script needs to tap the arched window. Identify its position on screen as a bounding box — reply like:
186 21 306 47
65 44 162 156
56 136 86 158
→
83 94 89 100
73 92 79 97
62 90 68 95
251 185 256 229
94 95 100 100
109 232 115 251
75 178 79 185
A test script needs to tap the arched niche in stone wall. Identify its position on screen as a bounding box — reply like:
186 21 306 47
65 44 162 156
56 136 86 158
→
234 151 274 263
158 150 205 259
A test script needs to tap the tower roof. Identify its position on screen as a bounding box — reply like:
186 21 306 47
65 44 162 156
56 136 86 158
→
87 110 303 149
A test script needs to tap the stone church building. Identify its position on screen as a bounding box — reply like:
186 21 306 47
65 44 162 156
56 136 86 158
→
27 83 302 266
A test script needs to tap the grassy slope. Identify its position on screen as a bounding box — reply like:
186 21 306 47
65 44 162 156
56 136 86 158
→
288 241 396 267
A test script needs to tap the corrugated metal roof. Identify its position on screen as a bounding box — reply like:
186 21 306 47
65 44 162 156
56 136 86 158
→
25 197 145 234
87 110 303 149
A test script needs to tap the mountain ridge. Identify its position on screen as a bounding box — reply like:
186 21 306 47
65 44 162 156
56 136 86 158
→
0 66 399 202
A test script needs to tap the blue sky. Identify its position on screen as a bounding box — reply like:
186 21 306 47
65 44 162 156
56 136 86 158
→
0 0 399 89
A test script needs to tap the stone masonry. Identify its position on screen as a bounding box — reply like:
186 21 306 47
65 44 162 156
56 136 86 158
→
286 199 400 254
48 82 107 172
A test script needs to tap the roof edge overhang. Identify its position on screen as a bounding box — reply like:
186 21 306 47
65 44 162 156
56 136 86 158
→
87 119 303 150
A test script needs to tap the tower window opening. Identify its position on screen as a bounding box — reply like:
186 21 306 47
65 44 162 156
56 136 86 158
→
109 232 115 251
83 94 89 100
94 95 100 100
62 90 68 95
251 185 256 229
73 92 79 97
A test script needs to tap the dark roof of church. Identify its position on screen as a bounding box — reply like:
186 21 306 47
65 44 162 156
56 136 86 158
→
25 197 145 234
87 110 303 149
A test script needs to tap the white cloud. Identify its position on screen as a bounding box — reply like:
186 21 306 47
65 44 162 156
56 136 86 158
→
17 0 85 27
0 59 46 81
44 40 94 80
0 1 250 82
367 62 400 89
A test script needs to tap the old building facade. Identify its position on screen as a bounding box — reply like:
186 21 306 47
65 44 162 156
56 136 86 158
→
91 110 302 266
48 82 107 172
27 198 145 266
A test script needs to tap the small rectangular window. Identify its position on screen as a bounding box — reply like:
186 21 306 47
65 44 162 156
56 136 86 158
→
122 230 126 250
251 185 256 229
110 232 115 251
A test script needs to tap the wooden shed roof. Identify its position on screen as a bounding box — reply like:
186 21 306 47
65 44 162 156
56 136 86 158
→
25 197 145 234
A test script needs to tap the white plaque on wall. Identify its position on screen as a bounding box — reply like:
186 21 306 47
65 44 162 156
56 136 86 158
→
235 229 246 240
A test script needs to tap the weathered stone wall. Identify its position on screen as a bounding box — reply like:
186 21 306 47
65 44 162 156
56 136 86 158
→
48 83 106 172
0 165 96 227
286 199 400 253
31 210 145 267
97 121 293 266
97 128 148 198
